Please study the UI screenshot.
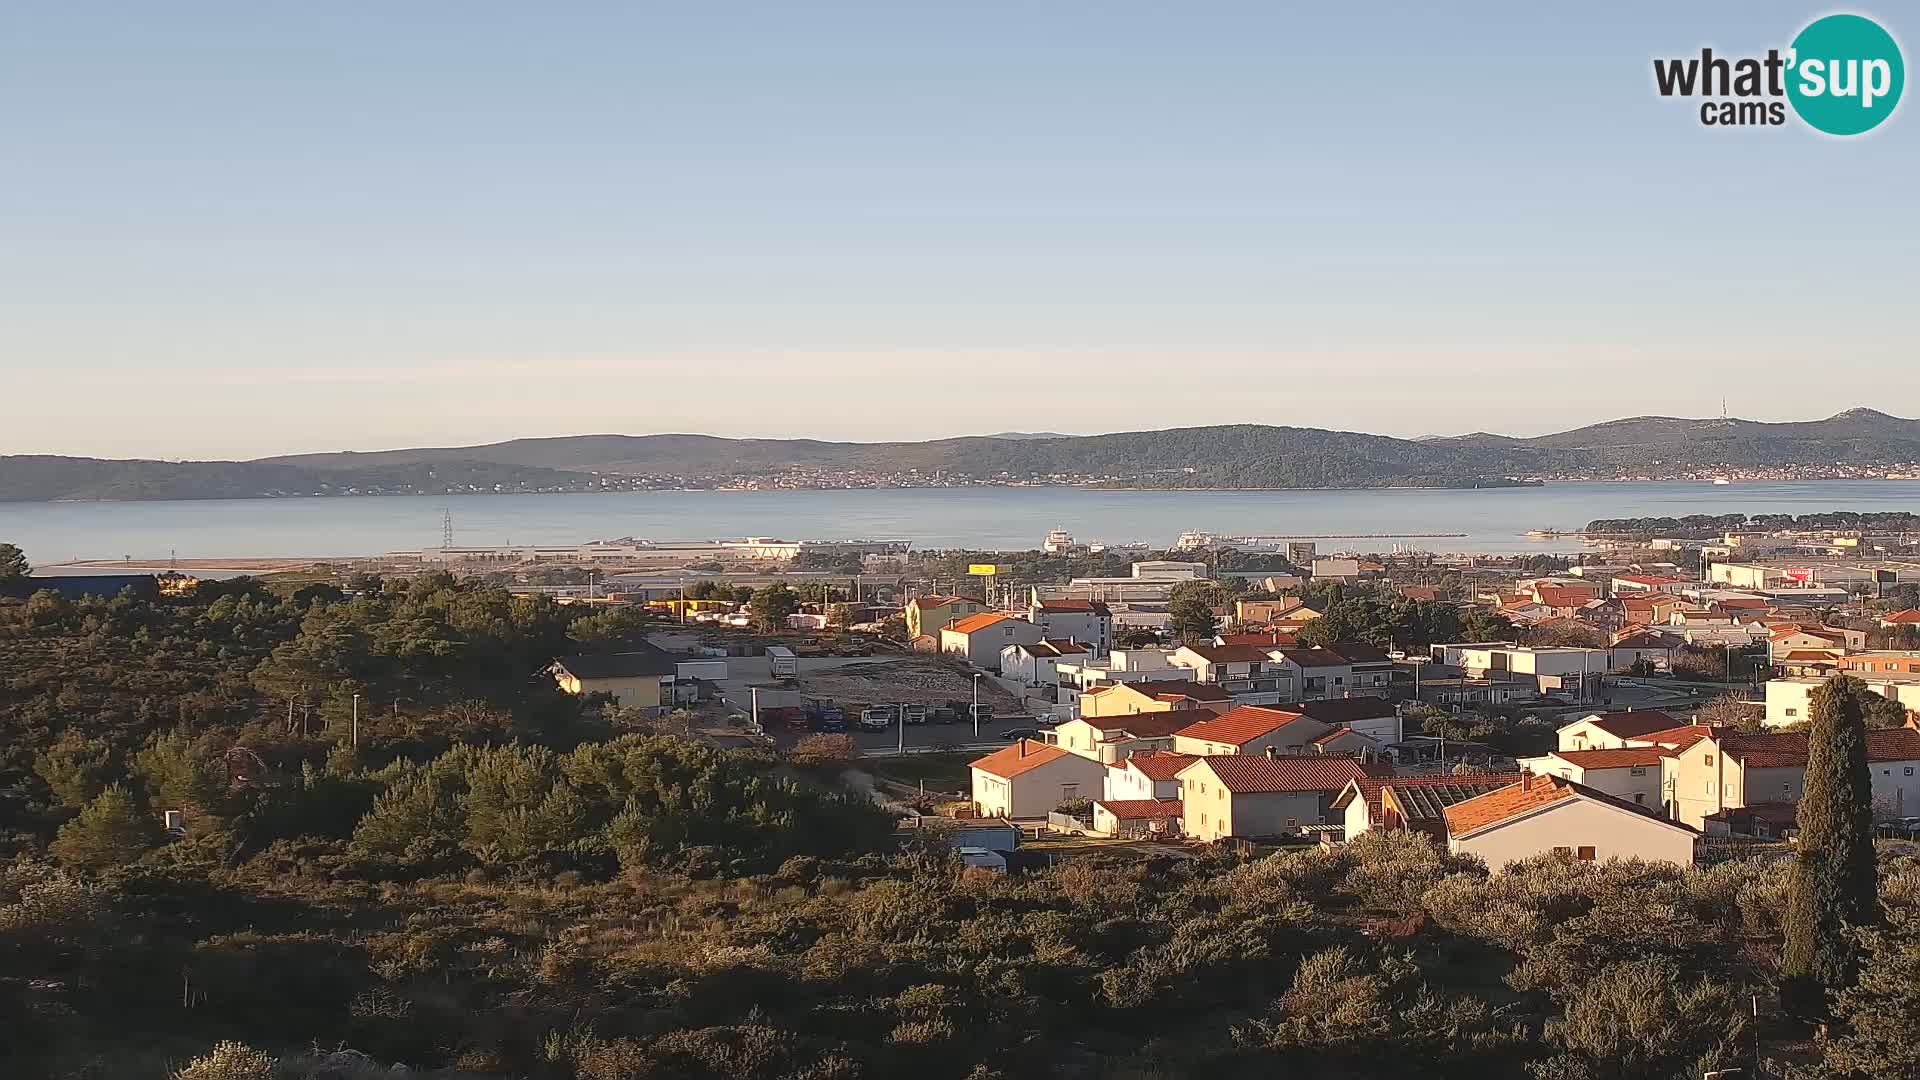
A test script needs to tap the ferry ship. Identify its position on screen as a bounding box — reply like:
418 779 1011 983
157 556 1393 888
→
1042 528 1075 553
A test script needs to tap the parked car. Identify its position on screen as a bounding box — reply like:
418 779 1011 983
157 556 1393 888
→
999 727 1043 741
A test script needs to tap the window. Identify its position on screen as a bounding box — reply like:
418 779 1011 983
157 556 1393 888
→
1630 766 1646 776
1705 781 1714 794
1217 789 1224 802
1577 846 1596 862
1907 767 1915 777
1200 813 1208 826
1284 818 1297 828
1553 846 1572 857
1634 793 1646 804
1785 708 1798 717
1704 754 1715 765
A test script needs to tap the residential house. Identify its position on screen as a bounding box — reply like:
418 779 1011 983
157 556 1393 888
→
1052 709 1214 763
1838 651 1920 677
1610 628 1677 672
1169 644 1296 705
1333 773 1523 840
1765 675 1920 728
1171 705 1334 757
941 613 1044 671
905 594 985 640
1078 679 1232 718
1236 598 1309 624
1556 710 1681 751
1878 608 1920 629
1001 639 1089 687
1311 558 1362 583
1663 725 1920 828
1444 773 1698 870
1287 697 1405 743
1611 574 1689 596
1091 799 1184 838
1102 750 1196 802
1217 630 1300 648
1178 754 1385 841
1768 625 1862 660
969 740 1109 819
1518 748 1670 809
1329 642 1394 696
1030 598 1114 657
1273 648 1357 701
551 647 679 713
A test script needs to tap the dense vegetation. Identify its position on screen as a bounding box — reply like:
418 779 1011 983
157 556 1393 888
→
7 568 1920 1079
1584 511 1920 535
14 408 1920 499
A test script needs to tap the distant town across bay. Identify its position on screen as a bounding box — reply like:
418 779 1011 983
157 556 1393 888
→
9 479 1920 565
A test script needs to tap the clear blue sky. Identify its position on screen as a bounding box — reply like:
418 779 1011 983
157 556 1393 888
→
2 2 1913 458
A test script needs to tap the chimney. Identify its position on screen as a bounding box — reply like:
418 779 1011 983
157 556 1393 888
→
1020 739 1029 757
1264 745 1278 760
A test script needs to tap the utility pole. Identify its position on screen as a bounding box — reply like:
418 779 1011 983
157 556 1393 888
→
351 693 360 748
972 673 983 739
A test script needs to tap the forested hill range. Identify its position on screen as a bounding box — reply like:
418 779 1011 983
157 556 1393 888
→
5 408 1920 501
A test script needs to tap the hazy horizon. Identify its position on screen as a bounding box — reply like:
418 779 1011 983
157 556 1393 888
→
5 404 1910 464
4 2 1915 459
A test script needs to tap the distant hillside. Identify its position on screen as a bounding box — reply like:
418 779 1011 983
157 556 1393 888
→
4 409 1917 501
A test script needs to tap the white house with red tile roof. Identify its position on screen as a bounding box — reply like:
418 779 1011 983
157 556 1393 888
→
1000 638 1090 687
1879 608 1920 628
1051 709 1212 763
1091 799 1184 839
1517 747 1671 808
1611 574 1689 596
1555 710 1681 752
904 595 986 640
1170 705 1333 757
1029 598 1113 657
1662 724 1920 828
1177 754 1386 841
940 612 1043 671
1102 750 1197 802
969 740 1108 819
1444 773 1698 871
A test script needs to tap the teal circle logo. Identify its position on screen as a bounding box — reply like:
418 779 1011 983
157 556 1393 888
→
1786 14 1904 135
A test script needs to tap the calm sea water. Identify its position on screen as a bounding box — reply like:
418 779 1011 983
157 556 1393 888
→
4 481 1919 563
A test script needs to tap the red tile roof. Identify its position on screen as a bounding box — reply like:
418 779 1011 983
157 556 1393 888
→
1090 679 1231 702
969 739 1072 779
1095 799 1183 820
1186 754 1384 794
1881 608 1920 624
910 595 982 609
1546 748 1672 768
1721 728 1920 769
1445 774 1574 834
945 612 1015 635
1173 705 1311 746
1121 750 1198 781
1574 711 1680 739
1078 708 1218 737
1631 724 1717 750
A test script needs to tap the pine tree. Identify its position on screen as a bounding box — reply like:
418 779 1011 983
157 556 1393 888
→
50 784 159 870
1781 676 1880 1018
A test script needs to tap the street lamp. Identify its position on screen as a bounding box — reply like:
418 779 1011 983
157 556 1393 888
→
972 673 983 739
351 692 360 749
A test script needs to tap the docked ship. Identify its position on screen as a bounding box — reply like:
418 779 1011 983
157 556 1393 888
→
1042 528 1075 553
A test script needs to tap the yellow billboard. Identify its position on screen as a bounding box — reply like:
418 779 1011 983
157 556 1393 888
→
968 563 1003 576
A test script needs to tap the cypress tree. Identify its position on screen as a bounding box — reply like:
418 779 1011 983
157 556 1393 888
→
1781 676 1880 1018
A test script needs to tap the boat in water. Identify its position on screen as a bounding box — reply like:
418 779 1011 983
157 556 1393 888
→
1042 528 1075 553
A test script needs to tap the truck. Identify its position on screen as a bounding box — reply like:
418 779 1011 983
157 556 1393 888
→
766 646 798 682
